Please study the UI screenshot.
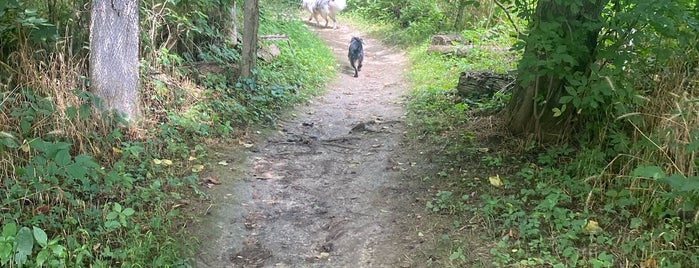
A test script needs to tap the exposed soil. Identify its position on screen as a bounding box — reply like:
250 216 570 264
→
191 22 478 267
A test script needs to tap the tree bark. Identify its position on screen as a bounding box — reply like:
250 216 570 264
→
241 0 259 79
230 1 238 45
506 0 608 142
89 0 140 121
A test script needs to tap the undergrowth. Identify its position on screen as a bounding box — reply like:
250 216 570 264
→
0 0 334 266
393 4 699 268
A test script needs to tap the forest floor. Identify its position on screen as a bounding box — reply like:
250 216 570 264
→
190 21 492 268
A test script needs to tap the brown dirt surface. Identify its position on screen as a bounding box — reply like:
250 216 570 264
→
190 21 488 268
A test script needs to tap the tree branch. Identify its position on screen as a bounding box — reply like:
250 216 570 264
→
493 0 521 38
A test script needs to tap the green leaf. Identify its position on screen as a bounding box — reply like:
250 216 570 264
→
32 226 48 247
559 95 573 104
65 106 77 119
55 148 72 166
14 227 33 265
122 208 135 217
630 217 643 229
104 221 121 230
0 242 12 265
36 249 49 266
659 175 699 193
66 164 87 179
29 139 71 158
1 223 16 238
686 139 699 153
552 105 566 117
79 103 91 120
75 154 99 169
113 203 122 212
631 165 665 179
106 211 118 220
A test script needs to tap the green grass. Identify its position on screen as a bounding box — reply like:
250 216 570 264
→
0 1 336 266
381 6 699 268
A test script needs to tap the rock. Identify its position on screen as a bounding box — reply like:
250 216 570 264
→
258 43 281 62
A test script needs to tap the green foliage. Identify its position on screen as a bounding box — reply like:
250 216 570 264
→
0 0 57 57
347 0 502 46
1 0 336 266
426 190 471 214
400 1 699 266
0 223 67 267
348 0 495 34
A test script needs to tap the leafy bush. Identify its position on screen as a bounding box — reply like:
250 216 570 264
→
0 0 335 266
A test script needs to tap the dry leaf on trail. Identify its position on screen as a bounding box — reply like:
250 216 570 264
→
238 139 254 148
218 160 229 166
582 220 603 235
202 176 222 185
488 174 504 187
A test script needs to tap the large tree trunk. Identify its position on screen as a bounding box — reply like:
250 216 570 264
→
506 0 608 142
241 0 259 79
89 0 140 121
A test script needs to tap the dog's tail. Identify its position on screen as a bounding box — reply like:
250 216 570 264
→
331 0 347 11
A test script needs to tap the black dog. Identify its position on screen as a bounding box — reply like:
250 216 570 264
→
348 37 364 78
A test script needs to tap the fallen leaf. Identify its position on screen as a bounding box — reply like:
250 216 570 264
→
203 176 221 185
508 228 519 239
162 159 173 166
488 175 504 187
243 143 254 148
112 147 123 154
153 159 162 165
640 258 657 268
582 220 603 235
188 156 197 161
218 160 229 166
192 165 205 173
20 142 30 153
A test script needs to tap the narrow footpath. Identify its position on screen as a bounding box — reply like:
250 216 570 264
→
193 22 435 268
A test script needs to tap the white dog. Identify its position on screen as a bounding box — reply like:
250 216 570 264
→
301 0 347 29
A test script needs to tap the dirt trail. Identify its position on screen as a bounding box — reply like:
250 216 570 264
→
193 22 433 268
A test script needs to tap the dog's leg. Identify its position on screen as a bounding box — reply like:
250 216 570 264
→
358 54 363 72
350 58 358 77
